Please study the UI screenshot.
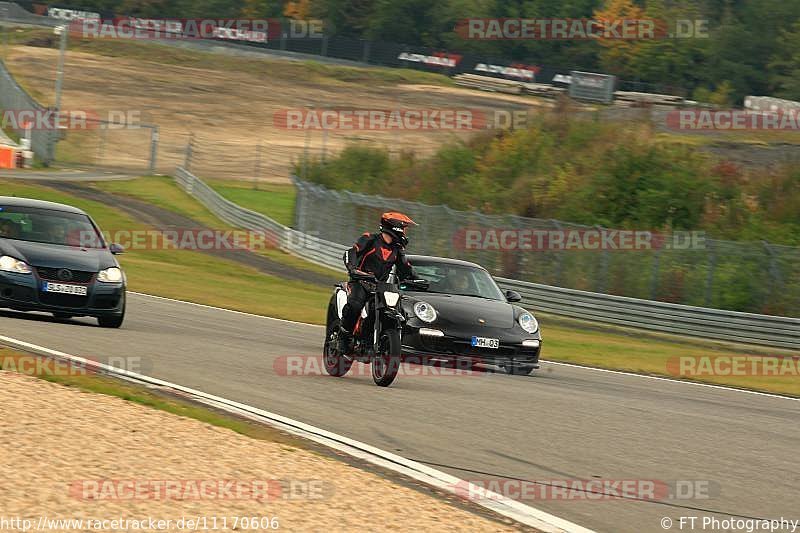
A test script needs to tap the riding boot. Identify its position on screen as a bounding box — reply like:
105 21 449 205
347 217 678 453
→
338 326 353 355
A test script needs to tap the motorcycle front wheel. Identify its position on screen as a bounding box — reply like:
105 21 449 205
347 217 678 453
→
372 328 401 387
323 318 353 377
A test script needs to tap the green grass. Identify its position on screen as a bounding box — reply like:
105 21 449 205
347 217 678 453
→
206 178 297 226
4 175 798 397
91 176 338 280
96 176 228 228
539 321 799 397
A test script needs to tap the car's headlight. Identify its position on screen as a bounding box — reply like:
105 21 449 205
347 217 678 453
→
97 267 123 283
0 255 32 274
413 301 437 323
518 312 538 334
383 291 400 307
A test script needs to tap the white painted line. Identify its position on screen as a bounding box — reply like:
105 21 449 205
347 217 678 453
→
132 291 800 401
0 333 593 533
541 361 800 402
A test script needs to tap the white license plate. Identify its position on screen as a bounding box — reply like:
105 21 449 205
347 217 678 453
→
471 336 500 349
42 282 88 296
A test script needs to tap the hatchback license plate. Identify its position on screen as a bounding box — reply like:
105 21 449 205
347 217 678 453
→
42 282 87 296
471 336 499 349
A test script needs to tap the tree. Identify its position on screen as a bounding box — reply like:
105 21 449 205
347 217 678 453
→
593 0 647 79
769 20 800 100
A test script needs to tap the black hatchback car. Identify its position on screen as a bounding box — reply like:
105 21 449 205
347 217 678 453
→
0 196 126 327
399 255 541 375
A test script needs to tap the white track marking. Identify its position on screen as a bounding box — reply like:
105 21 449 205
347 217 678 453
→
131 292 800 401
0 333 593 533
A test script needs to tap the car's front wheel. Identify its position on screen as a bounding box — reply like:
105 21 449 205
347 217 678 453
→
98 295 125 328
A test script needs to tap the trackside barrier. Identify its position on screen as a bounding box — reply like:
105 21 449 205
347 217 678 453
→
174 167 347 271
173 167 800 350
497 278 800 350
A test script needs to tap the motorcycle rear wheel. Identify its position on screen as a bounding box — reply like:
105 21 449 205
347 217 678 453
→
323 319 353 377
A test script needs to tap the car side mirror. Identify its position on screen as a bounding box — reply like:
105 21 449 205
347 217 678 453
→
109 243 125 255
505 290 522 302
400 279 430 291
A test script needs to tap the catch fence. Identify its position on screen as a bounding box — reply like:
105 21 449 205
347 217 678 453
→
292 178 800 318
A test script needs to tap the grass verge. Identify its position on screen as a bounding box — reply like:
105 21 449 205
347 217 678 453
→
205 178 297 227
90 176 337 279
0 347 310 448
0 178 330 323
3 177 798 397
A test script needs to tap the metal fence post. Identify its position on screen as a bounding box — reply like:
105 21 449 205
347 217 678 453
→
704 240 716 307
184 134 194 172
650 247 661 300
148 125 159 175
596 225 609 293
254 142 262 189
762 241 780 309
362 40 371 63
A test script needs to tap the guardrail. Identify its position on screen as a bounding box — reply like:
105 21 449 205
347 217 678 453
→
174 167 800 350
175 168 347 270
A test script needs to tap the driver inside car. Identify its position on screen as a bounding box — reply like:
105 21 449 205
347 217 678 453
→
447 269 474 295
0 219 20 239
339 212 417 353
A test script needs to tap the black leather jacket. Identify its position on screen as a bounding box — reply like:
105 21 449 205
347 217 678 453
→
343 232 414 282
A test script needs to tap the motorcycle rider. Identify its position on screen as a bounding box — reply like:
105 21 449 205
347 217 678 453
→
339 212 417 353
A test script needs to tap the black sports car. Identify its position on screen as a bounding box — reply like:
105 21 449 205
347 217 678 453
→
0 196 126 327
399 255 541 375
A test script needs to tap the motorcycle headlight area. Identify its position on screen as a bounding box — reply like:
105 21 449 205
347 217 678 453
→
383 291 400 307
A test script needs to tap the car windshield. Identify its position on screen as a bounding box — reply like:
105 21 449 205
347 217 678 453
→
409 260 505 300
0 205 105 248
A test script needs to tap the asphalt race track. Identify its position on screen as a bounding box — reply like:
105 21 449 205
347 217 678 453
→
1 293 797 532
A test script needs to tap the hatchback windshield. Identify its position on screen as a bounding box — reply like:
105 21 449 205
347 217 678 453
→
409 260 505 300
0 205 105 248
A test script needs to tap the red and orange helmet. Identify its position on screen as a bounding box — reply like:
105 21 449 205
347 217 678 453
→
380 212 416 245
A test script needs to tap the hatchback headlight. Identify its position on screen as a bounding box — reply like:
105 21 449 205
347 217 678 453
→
413 301 437 323
518 312 538 334
0 255 31 274
97 267 123 283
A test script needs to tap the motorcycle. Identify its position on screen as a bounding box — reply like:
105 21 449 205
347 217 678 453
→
324 272 423 387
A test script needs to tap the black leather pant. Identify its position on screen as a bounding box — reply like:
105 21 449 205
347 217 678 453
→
341 281 368 334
